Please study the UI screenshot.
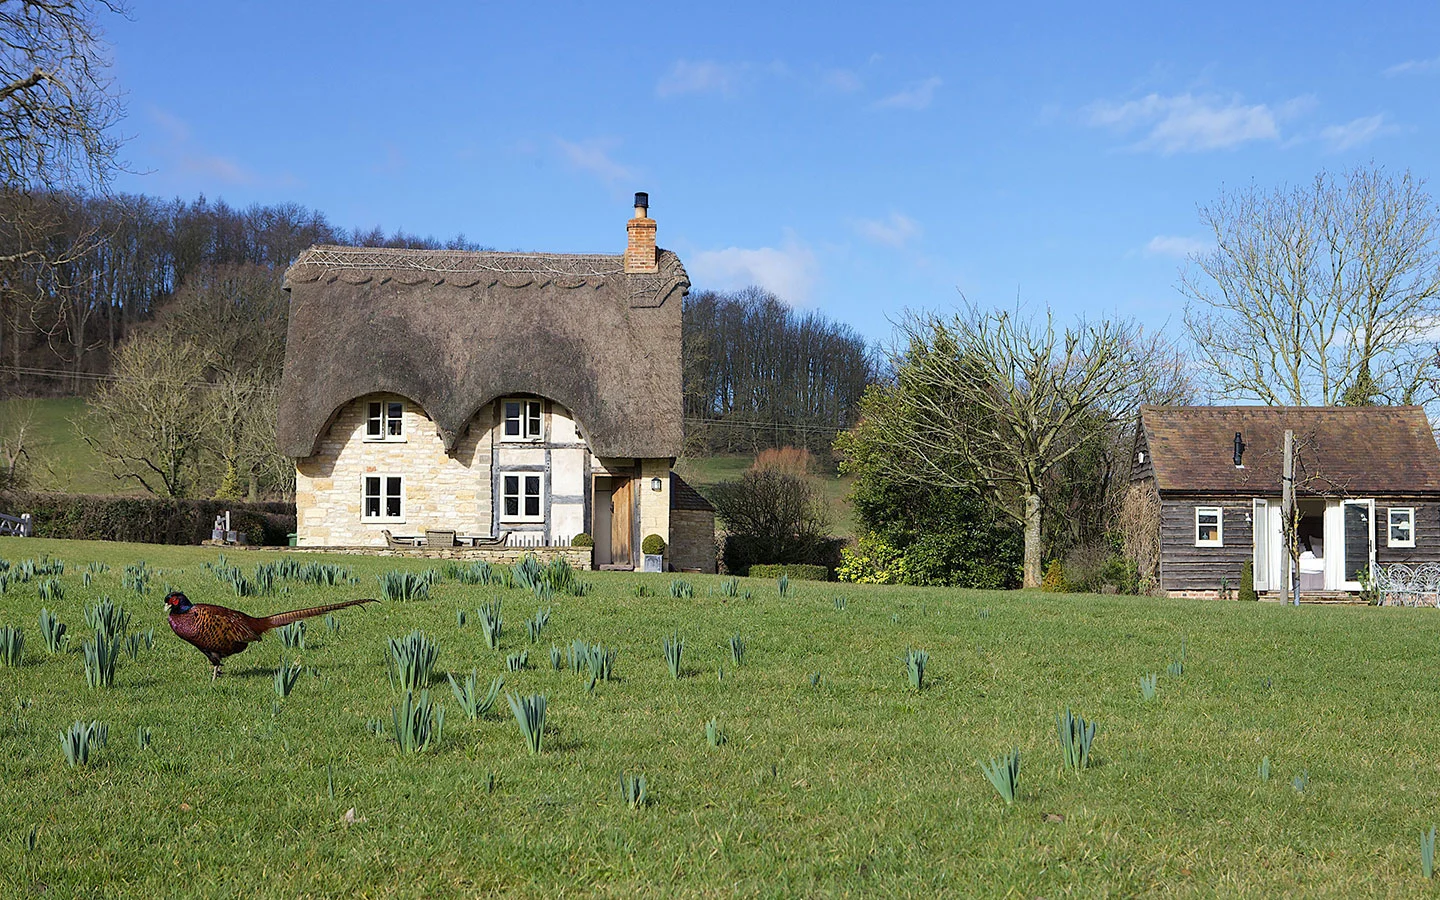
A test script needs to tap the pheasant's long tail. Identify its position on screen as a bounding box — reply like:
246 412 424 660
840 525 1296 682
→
259 598 378 631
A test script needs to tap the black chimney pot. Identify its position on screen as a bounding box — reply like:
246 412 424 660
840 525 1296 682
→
1233 431 1246 467
634 192 649 210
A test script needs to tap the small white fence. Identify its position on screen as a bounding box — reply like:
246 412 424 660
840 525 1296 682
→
1373 563 1440 607
0 512 32 537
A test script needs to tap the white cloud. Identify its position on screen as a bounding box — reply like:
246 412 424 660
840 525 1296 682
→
148 107 268 186
688 237 818 305
874 76 942 111
1385 56 1440 76
1319 114 1388 150
821 68 863 93
555 137 635 185
1084 92 1286 153
655 59 785 97
1145 235 1211 258
852 212 921 248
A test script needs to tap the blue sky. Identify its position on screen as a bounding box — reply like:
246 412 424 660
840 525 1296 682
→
106 1 1440 343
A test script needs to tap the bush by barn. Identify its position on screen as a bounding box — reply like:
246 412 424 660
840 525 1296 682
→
7 493 296 546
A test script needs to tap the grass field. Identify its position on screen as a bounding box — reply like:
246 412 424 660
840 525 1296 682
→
3 538 1440 897
674 454 856 538
0 397 118 496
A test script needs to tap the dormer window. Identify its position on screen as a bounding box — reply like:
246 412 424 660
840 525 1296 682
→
365 400 405 442
503 399 543 441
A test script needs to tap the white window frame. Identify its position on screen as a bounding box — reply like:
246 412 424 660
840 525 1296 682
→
361 474 405 522
364 400 406 442
1195 506 1223 547
1388 506 1416 548
501 471 545 522
502 398 544 442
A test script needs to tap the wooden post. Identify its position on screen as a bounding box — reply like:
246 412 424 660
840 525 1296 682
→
1282 429 1299 606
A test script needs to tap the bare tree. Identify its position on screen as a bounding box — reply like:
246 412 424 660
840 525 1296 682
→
84 328 210 497
874 306 1150 588
0 396 36 489
1182 166 1440 408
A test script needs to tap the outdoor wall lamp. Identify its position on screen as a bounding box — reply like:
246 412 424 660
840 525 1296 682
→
651 477 663 492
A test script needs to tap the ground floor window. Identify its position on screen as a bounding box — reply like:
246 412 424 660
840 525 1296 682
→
503 472 544 521
1388 507 1415 547
1195 506 1223 546
362 475 404 521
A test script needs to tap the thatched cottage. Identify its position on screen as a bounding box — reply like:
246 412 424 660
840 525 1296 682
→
1128 405 1440 598
277 194 716 572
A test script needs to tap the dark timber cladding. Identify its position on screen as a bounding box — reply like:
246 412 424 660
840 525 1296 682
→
276 246 688 460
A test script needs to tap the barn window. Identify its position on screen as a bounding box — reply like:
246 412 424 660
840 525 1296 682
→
1195 507 1223 547
502 473 544 521
503 399 544 441
361 475 404 522
365 400 405 441
1388 507 1415 548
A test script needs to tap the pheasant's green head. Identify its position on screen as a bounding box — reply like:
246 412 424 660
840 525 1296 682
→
164 591 193 614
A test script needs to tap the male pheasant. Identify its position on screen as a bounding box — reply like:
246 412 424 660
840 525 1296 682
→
164 590 376 679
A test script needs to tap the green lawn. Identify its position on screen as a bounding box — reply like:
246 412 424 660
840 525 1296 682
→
2 537 1439 897
0 397 120 496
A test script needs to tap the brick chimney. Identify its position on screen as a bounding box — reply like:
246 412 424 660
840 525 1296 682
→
625 191 658 274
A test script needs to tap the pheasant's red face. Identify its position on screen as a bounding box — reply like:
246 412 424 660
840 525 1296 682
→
164 591 192 613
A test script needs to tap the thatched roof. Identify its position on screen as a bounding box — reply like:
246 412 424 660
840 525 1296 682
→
277 245 688 459
1137 405 1440 496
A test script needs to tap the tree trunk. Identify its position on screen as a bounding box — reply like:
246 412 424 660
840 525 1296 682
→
1023 492 1043 588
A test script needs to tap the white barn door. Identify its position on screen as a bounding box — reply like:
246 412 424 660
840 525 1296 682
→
1339 499 1375 590
1252 499 1272 592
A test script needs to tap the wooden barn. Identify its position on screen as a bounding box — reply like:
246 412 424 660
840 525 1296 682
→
1127 405 1440 598
276 194 716 572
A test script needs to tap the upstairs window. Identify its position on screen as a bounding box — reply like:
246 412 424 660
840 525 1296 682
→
503 399 543 441
365 400 405 441
1389 507 1416 548
362 475 404 522
1195 507 1223 547
502 473 544 521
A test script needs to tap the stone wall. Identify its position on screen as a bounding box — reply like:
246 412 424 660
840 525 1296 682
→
669 509 716 573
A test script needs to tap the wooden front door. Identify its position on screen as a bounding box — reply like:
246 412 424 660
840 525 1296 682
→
610 478 634 567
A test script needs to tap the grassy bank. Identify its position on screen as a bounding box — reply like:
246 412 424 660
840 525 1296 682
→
2 538 1438 897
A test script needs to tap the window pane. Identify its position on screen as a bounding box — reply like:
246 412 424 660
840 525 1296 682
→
386 477 401 496
387 402 403 436
525 475 540 495
364 476 379 496
527 402 541 438
386 495 401 518
365 496 380 517
505 496 518 517
367 402 382 436
504 402 521 436
504 475 518 496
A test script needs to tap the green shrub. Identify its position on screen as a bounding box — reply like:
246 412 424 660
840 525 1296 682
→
13 492 294 545
1040 560 1067 592
571 532 594 548
1238 560 1258 601
641 534 666 555
748 564 829 582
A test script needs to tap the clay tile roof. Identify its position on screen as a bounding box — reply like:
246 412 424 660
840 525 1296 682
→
670 473 715 512
277 245 688 460
1138 405 1440 496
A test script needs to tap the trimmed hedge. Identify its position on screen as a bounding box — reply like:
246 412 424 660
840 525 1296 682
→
4 492 296 546
748 563 830 582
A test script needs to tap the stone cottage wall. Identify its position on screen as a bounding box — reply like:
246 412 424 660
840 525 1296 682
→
669 509 716 573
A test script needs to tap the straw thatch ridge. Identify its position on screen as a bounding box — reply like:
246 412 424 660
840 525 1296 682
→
277 245 688 459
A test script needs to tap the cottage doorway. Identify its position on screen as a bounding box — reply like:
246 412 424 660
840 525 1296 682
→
610 478 634 567
1338 499 1375 589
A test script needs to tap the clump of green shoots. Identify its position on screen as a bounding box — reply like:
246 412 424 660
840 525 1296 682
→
38 609 66 653
506 650 529 671
718 577 739 597
706 718 727 747
0 625 22 667
833 595 847 611
1056 708 1097 772
728 633 747 666
979 608 990 620
809 672 822 688
550 646 564 670
662 633 684 678
669 579 694 600
905 647 929 691
777 574 791 597
585 644 616 681
447 670 503 719
1167 659 1184 677
979 749 1021 804
60 720 108 767
135 725 151 751
1292 770 1309 794
507 693 547 754
122 562 151 596
1140 673 1158 701
1258 756 1272 782
324 614 340 633
278 621 306 650
389 690 446 754
620 772 649 809
378 570 430 602
1422 825 1436 880
82 633 118 688
273 656 302 698
526 607 551 643
386 630 439 691
36 578 63 603
84 597 130 641
634 583 655 598
477 600 503 650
